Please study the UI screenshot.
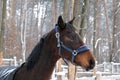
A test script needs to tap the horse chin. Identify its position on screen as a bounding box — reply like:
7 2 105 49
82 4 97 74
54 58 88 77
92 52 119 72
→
83 65 95 71
74 62 89 71
80 64 93 71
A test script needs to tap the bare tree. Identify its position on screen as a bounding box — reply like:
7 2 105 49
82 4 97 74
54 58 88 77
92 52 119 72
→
111 0 120 62
93 0 99 61
20 0 28 62
73 0 81 30
79 0 87 38
0 0 2 26
52 0 57 26
6 0 17 57
0 0 7 65
63 0 69 21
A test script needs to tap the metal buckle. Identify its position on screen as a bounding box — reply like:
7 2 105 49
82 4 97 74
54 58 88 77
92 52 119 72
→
72 50 78 56
55 32 60 38
55 32 60 47
57 43 60 47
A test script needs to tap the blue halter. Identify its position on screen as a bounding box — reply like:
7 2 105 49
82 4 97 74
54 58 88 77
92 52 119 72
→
54 24 89 65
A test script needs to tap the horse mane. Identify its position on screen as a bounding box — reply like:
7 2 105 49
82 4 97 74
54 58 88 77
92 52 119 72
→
25 35 46 70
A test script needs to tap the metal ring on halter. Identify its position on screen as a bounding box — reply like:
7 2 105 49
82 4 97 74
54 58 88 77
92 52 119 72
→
72 50 78 56
55 32 60 47
55 32 60 38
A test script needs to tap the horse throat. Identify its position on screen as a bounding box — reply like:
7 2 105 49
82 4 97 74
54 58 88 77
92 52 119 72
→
31 49 58 80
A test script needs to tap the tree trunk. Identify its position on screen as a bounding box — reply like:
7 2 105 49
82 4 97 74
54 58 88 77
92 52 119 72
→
111 0 120 62
0 0 7 66
79 0 87 38
63 0 69 21
21 0 27 62
0 0 2 25
102 0 111 62
37 1 42 41
52 0 57 26
0 0 2 66
8 0 17 57
93 0 98 60
73 0 81 30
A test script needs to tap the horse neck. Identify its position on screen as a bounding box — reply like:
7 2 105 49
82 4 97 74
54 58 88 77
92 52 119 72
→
15 31 60 80
30 49 58 80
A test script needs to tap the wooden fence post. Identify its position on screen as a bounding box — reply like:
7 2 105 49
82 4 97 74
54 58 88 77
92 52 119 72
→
96 73 101 80
93 61 97 80
68 62 76 80
56 59 63 80
93 61 97 76
56 59 62 72
13 56 17 66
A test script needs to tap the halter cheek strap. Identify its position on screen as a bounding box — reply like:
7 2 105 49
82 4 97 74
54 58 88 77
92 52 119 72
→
54 24 89 65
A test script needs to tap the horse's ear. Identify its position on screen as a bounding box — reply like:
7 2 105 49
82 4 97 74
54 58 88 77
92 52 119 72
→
68 17 75 25
57 16 65 29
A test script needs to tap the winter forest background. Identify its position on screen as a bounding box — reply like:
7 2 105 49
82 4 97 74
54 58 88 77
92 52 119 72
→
0 0 120 64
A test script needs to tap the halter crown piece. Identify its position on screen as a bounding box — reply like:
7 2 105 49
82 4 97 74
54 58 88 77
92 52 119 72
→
54 24 89 65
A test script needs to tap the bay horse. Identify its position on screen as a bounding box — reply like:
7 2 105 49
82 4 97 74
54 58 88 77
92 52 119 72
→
0 16 95 80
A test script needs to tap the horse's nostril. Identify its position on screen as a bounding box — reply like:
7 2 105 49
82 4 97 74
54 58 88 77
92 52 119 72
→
90 59 95 69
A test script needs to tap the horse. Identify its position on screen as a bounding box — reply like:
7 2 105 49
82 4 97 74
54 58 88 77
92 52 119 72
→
0 16 95 80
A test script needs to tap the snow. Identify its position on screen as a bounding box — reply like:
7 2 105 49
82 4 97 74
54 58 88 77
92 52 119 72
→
51 62 120 80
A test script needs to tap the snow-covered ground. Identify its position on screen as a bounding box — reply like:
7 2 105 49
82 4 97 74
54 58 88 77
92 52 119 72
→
51 62 120 80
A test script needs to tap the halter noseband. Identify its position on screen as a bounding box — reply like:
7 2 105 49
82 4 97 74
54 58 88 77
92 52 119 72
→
54 24 89 65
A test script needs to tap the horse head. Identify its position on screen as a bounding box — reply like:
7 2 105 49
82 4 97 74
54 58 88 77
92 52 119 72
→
55 16 95 71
